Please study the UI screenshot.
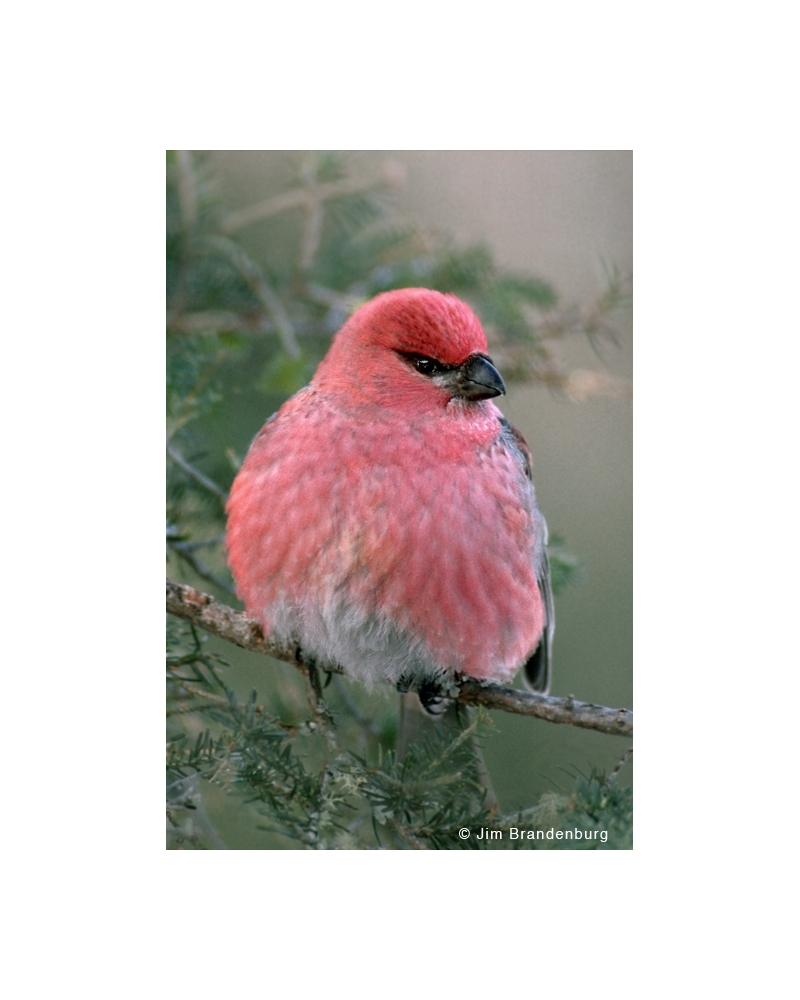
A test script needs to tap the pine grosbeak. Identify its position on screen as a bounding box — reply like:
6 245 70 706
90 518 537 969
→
226 288 553 711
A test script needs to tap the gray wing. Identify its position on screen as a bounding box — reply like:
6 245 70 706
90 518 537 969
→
498 418 554 695
522 542 554 695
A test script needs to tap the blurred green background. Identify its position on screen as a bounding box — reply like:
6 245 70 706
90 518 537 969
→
167 151 632 848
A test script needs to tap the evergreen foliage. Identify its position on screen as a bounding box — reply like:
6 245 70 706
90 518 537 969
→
166 150 631 850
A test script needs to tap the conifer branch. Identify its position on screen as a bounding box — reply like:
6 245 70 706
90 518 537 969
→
166 443 229 502
201 236 300 358
166 580 633 739
219 174 379 234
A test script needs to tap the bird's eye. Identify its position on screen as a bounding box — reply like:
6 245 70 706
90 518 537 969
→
410 355 441 376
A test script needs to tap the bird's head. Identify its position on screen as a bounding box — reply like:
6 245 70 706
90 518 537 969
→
313 288 506 415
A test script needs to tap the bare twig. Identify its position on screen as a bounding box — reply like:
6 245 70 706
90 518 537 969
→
167 578 295 658
457 681 633 738
387 818 430 850
168 540 237 597
175 535 226 550
166 580 633 739
301 666 339 757
301 204 323 271
167 310 274 335
302 283 364 313
166 442 229 503
607 746 633 784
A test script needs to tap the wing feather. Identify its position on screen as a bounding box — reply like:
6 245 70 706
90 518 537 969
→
498 417 554 694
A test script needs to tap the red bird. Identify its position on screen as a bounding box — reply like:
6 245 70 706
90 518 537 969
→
226 288 553 712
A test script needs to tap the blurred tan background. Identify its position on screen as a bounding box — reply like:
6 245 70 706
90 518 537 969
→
209 150 632 807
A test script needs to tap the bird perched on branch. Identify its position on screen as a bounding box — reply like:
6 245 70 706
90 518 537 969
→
226 288 553 714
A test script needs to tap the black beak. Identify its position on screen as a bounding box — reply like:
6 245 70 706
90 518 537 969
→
450 354 506 401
